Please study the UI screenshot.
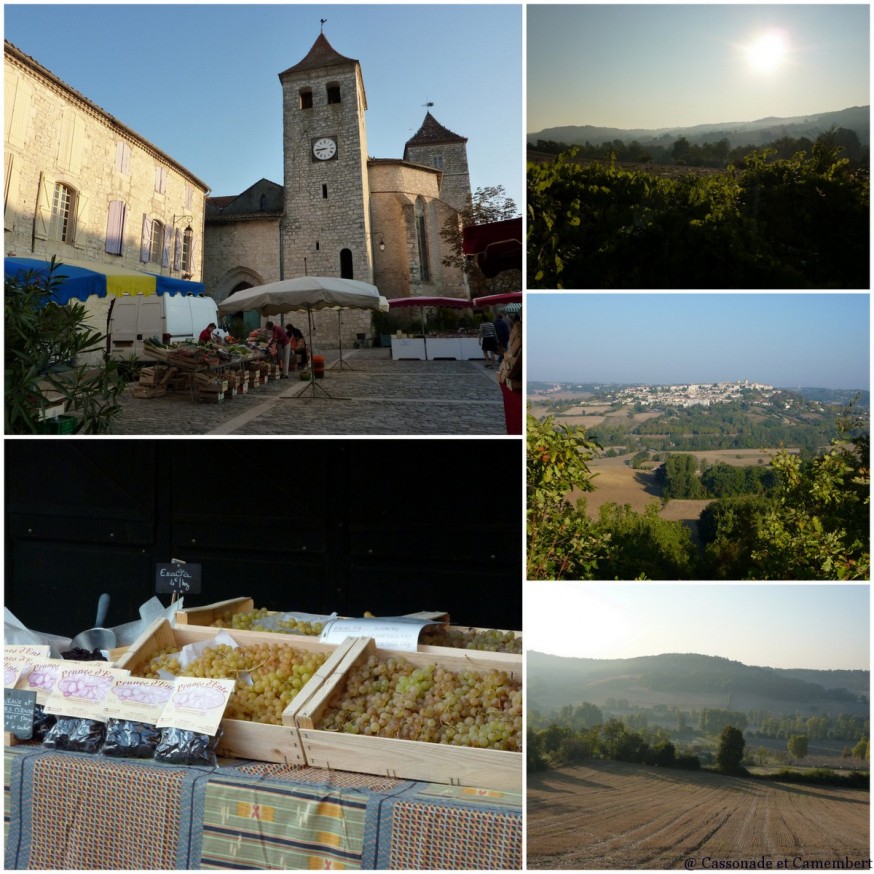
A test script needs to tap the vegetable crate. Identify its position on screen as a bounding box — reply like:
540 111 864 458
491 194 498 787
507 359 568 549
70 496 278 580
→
288 637 523 791
114 618 345 765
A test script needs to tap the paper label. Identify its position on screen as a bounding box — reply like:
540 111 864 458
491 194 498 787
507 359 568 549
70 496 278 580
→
44 664 131 720
320 617 437 651
104 676 176 724
156 677 235 735
4 646 51 689
15 657 64 706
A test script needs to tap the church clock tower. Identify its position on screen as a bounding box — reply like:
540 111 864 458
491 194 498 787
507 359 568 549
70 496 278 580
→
278 33 373 282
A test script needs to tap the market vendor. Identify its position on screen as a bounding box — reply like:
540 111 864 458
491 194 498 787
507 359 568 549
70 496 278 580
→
198 322 217 343
265 321 290 379
286 323 307 370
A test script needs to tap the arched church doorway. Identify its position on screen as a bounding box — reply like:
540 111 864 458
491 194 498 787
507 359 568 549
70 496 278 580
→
224 281 261 335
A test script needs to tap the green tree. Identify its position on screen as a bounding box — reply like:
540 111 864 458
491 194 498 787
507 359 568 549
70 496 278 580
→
440 184 520 295
662 453 706 499
716 725 746 774
527 415 611 579
5 259 126 434
787 734 809 760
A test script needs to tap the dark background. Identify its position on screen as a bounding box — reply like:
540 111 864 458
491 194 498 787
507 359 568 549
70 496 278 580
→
5 439 522 638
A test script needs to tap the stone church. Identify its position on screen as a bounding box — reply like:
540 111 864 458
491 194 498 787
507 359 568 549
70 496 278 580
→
204 32 472 344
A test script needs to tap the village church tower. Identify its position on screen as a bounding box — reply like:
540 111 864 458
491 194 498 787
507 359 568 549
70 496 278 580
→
278 33 373 283
204 30 471 346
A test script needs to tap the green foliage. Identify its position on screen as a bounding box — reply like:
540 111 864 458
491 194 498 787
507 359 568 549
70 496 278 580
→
716 725 746 774
5 260 126 434
526 415 611 579
595 502 698 580
661 453 706 499
787 734 809 760
528 144 868 288
749 415 869 580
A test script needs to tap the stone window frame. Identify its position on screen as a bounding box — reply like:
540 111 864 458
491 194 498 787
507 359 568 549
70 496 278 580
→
326 82 341 105
149 218 165 264
299 88 313 110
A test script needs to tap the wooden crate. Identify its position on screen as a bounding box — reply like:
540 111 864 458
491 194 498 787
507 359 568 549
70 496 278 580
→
176 598 520 663
288 637 522 791
114 618 344 764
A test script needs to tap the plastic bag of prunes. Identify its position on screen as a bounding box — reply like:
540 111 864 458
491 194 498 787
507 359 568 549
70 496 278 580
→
31 703 58 741
101 718 163 759
42 716 106 753
154 726 223 767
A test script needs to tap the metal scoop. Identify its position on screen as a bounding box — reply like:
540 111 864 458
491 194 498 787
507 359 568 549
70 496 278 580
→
68 593 117 652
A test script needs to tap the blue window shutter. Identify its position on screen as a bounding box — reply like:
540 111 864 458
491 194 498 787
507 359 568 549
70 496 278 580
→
140 213 151 262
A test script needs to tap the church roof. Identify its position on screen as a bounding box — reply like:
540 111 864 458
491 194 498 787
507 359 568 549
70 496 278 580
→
280 33 359 75
404 112 468 149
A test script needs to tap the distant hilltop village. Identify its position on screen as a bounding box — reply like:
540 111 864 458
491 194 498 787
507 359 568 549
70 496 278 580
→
540 380 776 408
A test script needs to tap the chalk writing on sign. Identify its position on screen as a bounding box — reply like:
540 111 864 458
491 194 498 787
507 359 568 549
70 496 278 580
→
155 563 202 594
4 688 37 739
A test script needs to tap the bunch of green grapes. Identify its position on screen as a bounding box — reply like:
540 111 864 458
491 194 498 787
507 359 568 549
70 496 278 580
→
211 609 323 636
419 626 522 654
211 607 272 630
140 647 181 677
138 642 327 725
318 654 522 751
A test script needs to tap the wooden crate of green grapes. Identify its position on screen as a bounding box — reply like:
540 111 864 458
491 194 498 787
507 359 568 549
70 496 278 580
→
288 637 523 791
176 597 522 658
114 618 347 765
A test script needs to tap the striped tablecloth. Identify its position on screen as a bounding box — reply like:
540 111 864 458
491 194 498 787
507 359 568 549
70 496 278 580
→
4 746 521 870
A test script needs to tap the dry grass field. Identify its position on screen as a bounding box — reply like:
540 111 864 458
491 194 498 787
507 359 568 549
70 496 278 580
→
527 761 870 870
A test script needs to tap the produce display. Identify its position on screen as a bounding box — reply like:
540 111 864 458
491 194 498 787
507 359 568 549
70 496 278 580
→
139 642 328 725
210 608 326 636
418 626 522 654
317 652 522 751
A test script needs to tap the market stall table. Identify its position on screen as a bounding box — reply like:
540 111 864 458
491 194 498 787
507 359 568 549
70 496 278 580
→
4 745 521 870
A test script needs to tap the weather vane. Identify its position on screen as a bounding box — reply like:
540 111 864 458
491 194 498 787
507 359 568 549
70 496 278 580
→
320 18 327 33
424 101 434 108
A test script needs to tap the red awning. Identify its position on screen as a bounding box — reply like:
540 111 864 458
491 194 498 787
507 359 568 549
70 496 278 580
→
387 296 473 308
462 217 522 278
472 292 522 308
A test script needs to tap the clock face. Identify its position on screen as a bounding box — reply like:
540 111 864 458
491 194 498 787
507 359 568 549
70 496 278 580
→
312 137 337 161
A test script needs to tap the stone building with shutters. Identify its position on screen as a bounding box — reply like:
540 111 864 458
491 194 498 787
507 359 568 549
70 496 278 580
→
204 32 472 346
3 40 209 280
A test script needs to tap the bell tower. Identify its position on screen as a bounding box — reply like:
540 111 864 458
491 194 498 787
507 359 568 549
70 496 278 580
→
278 32 373 282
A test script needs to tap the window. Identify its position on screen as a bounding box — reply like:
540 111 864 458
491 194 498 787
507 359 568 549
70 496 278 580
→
184 184 194 210
340 248 353 279
415 200 430 282
105 200 127 255
299 89 313 110
432 155 444 171
48 182 76 243
326 84 341 104
322 184 328 199
155 165 167 195
182 228 193 272
149 219 164 263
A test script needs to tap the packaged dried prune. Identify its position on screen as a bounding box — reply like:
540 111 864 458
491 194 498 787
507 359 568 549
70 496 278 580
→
42 716 106 753
154 726 222 767
102 718 162 759
31 703 57 741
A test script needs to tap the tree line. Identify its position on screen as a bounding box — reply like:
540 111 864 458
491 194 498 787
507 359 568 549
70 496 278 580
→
526 408 870 580
529 126 868 169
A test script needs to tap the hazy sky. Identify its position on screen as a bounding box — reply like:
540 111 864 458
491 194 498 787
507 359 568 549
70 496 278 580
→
527 293 870 389
4 4 522 208
528 4 870 132
524 584 870 670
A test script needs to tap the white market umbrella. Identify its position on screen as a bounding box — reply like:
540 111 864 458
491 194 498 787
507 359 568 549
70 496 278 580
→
217 276 384 398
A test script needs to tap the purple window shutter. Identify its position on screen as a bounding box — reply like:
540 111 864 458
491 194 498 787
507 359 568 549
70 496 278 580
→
161 223 172 267
173 228 182 271
105 200 126 255
188 236 198 276
140 213 151 262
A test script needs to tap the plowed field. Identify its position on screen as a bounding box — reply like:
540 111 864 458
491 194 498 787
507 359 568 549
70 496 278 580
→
527 761 870 869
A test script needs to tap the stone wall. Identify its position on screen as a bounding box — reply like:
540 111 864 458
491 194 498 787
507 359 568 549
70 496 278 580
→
4 44 208 279
203 218 281 303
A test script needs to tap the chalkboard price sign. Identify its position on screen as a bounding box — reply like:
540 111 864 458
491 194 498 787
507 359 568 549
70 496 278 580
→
155 563 202 594
4 688 37 739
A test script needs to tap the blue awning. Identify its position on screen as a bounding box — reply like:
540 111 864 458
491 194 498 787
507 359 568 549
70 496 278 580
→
5 256 205 305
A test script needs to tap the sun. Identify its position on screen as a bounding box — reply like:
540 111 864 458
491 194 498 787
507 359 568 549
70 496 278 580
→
745 29 789 73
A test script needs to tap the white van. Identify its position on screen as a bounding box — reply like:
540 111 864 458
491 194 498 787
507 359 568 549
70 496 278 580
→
106 293 219 360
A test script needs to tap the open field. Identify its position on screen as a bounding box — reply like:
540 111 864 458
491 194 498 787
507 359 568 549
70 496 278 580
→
527 760 870 869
